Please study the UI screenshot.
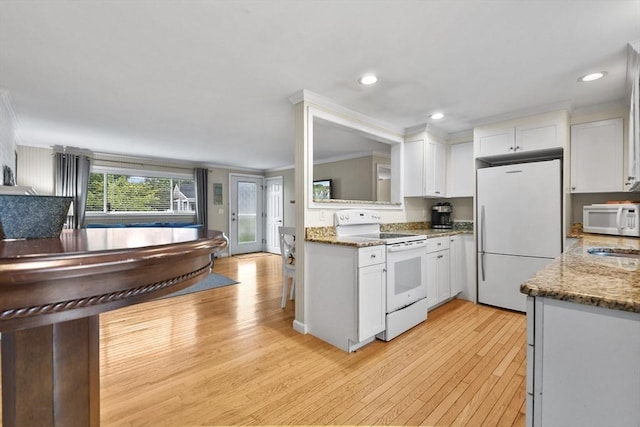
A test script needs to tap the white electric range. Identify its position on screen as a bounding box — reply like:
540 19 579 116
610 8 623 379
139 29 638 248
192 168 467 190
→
335 209 429 341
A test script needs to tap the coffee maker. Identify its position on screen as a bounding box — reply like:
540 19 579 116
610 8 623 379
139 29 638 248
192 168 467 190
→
431 202 453 229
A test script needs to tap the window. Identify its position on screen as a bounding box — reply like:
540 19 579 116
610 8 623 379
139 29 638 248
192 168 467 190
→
87 169 196 214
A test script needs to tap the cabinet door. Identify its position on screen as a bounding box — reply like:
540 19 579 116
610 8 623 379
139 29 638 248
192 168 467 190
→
447 142 473 197
426 251 439 309
436 250 451 303
570 118 623 193
404 139 425 197
475 127 515 157
357 263 386 341
449 236 462 296
424 140 446 197
434 141 447 196
536 298 640 427
516 122 559 153
427 249 451 308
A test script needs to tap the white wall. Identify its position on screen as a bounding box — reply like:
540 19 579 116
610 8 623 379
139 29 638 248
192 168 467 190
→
15 145 54 194
313 156 374 201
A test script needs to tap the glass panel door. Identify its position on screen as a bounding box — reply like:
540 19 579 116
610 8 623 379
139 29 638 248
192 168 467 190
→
229 174 264 255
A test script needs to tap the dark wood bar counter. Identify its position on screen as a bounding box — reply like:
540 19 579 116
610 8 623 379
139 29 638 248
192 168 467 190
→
0 228 228 427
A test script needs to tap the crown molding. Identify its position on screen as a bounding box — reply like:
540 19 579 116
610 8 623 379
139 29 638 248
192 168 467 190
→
446 129 474 142
571 98 627 117
289 89 405 137
470 100 573 129
404 122 448 140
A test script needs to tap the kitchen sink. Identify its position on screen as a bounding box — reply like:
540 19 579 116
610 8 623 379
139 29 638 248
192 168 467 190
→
587 247 640 258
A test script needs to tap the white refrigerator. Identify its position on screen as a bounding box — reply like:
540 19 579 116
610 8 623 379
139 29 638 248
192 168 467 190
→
477 159 561 312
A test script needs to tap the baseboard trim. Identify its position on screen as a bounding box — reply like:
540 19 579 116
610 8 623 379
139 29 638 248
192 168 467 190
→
292 320 307 334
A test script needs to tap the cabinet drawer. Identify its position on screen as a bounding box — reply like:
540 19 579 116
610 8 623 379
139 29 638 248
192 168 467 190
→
358 246 385 267
426 237 450 253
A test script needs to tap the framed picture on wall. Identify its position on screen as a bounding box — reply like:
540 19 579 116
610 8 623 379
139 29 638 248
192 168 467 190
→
313 179 332 200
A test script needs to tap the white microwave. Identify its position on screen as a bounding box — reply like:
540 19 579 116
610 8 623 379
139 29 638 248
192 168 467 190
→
583 204 640 237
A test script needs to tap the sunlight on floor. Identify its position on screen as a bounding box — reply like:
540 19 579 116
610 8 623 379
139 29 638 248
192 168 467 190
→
235 259 259 322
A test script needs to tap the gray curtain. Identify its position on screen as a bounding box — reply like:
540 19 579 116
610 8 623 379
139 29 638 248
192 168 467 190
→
55 152 91 229
195 167 208 230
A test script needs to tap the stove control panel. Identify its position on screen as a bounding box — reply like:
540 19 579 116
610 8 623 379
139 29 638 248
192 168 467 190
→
334 209 381 226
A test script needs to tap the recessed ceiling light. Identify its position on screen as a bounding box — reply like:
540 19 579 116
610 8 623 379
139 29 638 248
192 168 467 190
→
578 72 607 82
430 112 444 120
358 74 378 85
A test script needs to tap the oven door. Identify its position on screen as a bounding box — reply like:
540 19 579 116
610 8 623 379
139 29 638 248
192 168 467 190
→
385 240 427 313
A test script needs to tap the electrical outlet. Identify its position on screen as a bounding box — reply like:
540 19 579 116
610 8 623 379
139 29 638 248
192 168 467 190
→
319 210 326 221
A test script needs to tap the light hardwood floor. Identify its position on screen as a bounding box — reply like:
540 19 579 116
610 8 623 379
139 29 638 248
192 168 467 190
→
5 252 528 426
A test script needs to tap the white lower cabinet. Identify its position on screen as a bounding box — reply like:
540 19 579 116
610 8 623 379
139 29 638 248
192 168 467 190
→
357 249 387 342
526 296 640 427
426 237 450 310
306 242 386 352
449 235 463 296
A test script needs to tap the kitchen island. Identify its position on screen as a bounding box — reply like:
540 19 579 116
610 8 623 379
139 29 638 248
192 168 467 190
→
520 234 640 427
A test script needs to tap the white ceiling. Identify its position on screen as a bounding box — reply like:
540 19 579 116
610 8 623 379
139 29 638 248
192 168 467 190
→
1 1 639 171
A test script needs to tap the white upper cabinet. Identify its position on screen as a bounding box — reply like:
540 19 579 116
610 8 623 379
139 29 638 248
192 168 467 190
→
474 111 567 159
404 134 446 197
426 139 446 197
570 118 623 193
515 122 559 153
404 138 425 197
475 126 516 157
447 141 473 197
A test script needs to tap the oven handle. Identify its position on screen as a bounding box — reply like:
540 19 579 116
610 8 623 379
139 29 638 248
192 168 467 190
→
387 240 426 252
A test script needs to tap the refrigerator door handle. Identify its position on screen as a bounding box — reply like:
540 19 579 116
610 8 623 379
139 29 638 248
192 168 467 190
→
480 205 486 281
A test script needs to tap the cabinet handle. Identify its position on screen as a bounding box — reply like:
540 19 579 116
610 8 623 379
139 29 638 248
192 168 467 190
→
435 191 440 194
629 176 635 181
515 146 520 150
571 186 576 190
437 242 441 246
371 254 376 258
437 254 443 259
509 146 514 151
626 182 632 186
